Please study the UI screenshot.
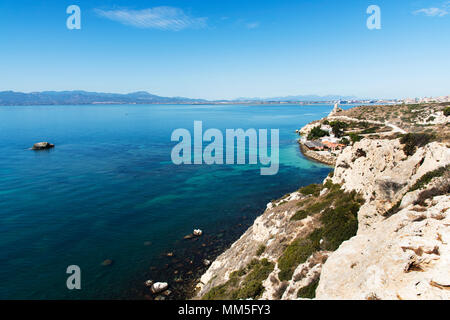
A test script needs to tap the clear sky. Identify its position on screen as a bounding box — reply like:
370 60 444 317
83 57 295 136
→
1 0 449 100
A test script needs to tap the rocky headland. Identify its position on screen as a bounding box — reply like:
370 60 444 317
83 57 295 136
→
195 102 450 300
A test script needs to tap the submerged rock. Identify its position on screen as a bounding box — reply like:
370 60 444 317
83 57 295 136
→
144 280 154 287
203 259 211 266
193 229 203 236
101 259 114 266
31 142 54 150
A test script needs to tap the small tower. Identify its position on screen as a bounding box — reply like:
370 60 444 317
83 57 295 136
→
329 103 343 117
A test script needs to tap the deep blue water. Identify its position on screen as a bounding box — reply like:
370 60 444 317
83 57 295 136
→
0 104 334 299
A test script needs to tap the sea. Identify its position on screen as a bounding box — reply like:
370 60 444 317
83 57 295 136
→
0 103 336 299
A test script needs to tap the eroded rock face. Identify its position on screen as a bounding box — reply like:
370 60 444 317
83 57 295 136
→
279 251 331 300
195 192 321 298
316 194 450 300
197 138 449 300
331 140 450 232
316 140 450 300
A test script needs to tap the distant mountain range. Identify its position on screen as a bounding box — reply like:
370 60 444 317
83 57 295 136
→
0 90 360 106
0 91 207 106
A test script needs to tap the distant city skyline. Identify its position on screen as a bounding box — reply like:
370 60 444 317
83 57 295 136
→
1 0 449 100
1 89 448 106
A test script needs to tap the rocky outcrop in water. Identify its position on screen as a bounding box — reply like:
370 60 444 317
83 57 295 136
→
151 282 169 294
31 142 54 150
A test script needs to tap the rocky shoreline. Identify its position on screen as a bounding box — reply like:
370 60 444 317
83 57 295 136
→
131 209 268 300
298 142 336 166
195 103 450 300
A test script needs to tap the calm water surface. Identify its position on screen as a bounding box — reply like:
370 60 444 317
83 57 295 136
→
0 104 334 299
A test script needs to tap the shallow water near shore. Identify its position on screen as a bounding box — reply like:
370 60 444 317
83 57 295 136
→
0 103 336 299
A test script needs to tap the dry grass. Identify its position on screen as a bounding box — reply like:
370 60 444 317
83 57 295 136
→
339 102 450 143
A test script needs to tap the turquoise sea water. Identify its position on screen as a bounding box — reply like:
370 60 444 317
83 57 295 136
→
0 104 334 299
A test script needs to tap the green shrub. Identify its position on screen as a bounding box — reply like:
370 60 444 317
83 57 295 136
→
323 179 335 190
236 259 274 299
307 198 333 214
202 273 240 300
320 190 361 251
349 133 362 144
359 127 378 134
290 210 308 221
340 137 350 145
444 106 450 116
256 245 266 256
236 280 264 299
308 228 324 244
329 121 348 138
379 164 445 217
202 283 230 300
299 184 322 197
360 121 370 128
414 184 450 206
400 133 434 156
297 278 320 299
307 126 329 140
384 200 401 217
278 238 319 281
409 165 449 192
203 259 274 300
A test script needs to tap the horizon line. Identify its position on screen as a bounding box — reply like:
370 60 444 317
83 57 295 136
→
0 89 403 101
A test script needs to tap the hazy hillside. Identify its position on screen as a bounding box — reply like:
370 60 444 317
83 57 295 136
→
0 91 206 106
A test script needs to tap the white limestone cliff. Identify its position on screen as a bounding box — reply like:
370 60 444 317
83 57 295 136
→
196 138 449 300
316 193 449 300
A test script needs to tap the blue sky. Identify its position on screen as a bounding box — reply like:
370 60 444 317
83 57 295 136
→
0 0 449 99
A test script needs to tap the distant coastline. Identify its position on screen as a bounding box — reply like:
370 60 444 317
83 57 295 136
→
0 90 395 106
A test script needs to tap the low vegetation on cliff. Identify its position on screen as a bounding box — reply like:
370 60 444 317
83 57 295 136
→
202 258 274 300
385 164 450 217
198 102 449 301
297 277 320 299
202 181 365 299
400 132 434 156
279 182 364 281
338 102 450 143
